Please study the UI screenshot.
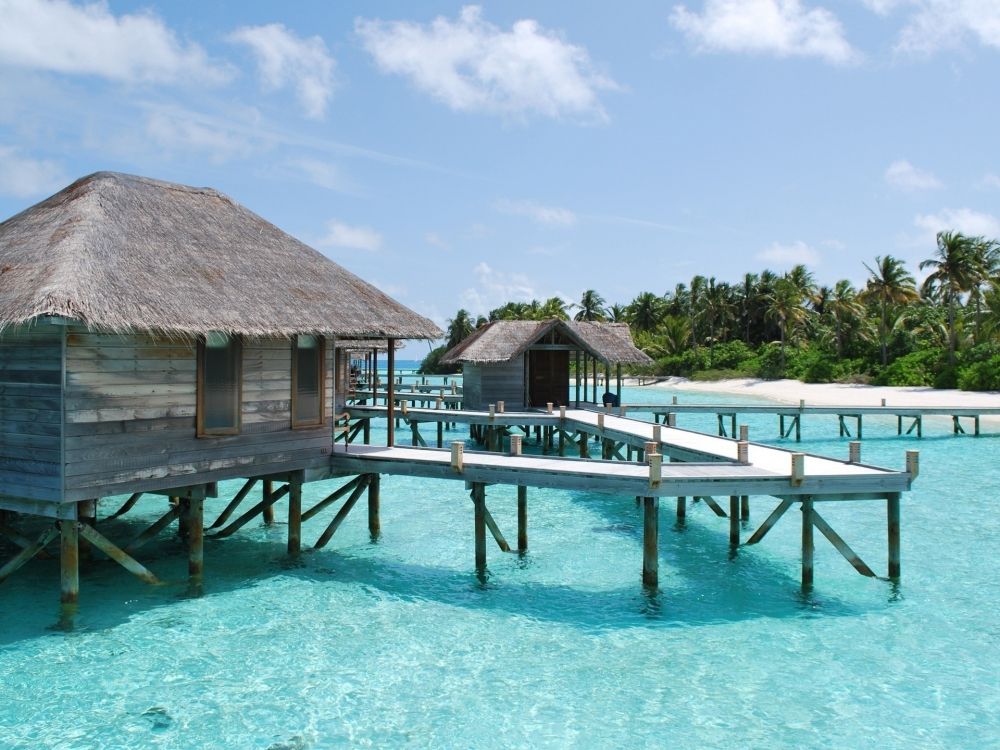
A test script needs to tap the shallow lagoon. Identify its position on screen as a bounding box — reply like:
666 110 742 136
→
2 382 999 749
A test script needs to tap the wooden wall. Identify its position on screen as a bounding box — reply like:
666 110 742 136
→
477 356 525 411
0 322 63 503
62 328 335 501
462 364 483 410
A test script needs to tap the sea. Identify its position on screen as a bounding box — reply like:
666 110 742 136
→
1 365 998 749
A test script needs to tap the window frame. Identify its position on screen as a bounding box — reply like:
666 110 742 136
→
291 334 326 429
196 333 243 437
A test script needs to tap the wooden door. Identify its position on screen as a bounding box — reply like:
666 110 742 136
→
528 350 569 407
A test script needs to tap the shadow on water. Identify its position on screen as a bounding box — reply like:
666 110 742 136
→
0 481 896 644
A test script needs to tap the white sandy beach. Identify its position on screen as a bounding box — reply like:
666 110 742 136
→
645 376 1000 410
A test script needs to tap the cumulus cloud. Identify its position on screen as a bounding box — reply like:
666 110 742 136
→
356 5 618 121
885 159 942 191
756 240 821 266
317 220 383 251
0 0 230 84
0 146 67 197
228 24 336 119
914 208 1000 241
495 198 577 226
864 0 1000 53
671 0 857 64
461 262 540 315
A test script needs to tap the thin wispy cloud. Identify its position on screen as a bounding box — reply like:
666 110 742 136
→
671 0 858 65
356 5 618 121
287 158 358 194
980 174 1000 189
756 240 821 267
0 0 231 84
461 261 539 315
868 0 1000 54
0 146 67 197
885 159 942 191
317 219 383 251
144 108 259 162
228 23 336 119
495 199 577 226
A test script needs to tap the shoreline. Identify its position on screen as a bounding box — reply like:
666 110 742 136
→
623 375 1000 410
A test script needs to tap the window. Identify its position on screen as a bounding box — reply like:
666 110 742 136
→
197 333 242 436
292 334 325 428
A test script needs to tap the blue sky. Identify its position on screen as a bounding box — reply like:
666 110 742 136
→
1 0 999 358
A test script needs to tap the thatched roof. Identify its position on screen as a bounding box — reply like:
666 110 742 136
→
335 338 403 353
441 319 652 365
0 172 442 339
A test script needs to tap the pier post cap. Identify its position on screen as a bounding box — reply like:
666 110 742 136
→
739 424 749 441
400 400 408 415
881 398 887 407
652 424 662 443
672 395 678 405
906 450 920 478
848 441 861 463
790 453 805 486
509 434 522 456
597 412 605 430
497 400 505 413
619 404 627 417
546 402 554 414
666 412 677 427
737 440 749 464
799 399 805 409
435 397 443 410
644 440 658 455
648 452 662 488
450 441 464 472
488 403 495 419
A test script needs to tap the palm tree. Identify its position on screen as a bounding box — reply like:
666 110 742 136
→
859 255 918 366
628 291 666 333
920 231 978 364
765 277 810 371
967 236 1000 344
574 289 607 321
827 280 863 357
538 296 570 320
445 309 475 349
736 273 758 344
606 303 628 322
787 264 818 307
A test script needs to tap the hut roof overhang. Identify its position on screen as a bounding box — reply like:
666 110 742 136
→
441 319 652 366
0 172 443 340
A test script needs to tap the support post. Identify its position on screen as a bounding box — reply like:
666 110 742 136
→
288 475 302 555
368 473 381 540
642 497 658 587
60 520 79 606
740 496 750 521
801 499 814 588
187 497 204 579
887 493 900 580
729 496 740 547
472 482 486 573
386 338 396 447
676 496 686 522
262 479 275 525
517 485 527 553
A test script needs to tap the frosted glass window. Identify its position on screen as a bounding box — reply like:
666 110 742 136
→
198 333 241 436
293 335 324 427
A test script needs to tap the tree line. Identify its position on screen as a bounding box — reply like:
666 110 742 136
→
423 231 1000 391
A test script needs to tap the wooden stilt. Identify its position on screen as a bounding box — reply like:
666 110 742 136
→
262 479 275 525
740 496 750 521
472 483 486 573
729 496 740 547
801 499 814 588
368 473 381 539
887 492 900 580
676 496 686 522
288 476 302 555
642 497 658 587
187 497 204 579
517 485 527 553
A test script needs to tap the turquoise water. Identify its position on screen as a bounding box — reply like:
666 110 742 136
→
2 383 999 748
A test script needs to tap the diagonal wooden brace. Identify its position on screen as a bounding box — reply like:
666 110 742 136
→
212 484 289 539
124 506 181 554
468 489 511 552
302 475 366 523
109 492 143 519
811 509 876 577
78 523 160 585
314 475 371 549
0 525 59 584
0 522 54 559
696 496 728 517
745 499 793 545
208 478 258 529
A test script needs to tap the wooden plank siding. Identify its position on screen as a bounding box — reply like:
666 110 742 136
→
462 364 483 410
0 323 64 501
61 328 335 502
477 356 525 411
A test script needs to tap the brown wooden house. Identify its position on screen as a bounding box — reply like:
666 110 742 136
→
440 319 651 410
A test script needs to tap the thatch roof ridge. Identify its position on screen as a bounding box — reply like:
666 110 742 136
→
0 171 443 340
441 319 651 365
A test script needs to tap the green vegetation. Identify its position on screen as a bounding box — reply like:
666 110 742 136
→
423 232 1000 391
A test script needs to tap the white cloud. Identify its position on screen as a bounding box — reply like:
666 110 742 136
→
424 232 450 250
461 261 540 315
0 146 67 197
884 159 942 191
914 208 1000 241
980 174 1000 189
317 220 383 251
228 24 336 119
145 109 258 162
671 0 858 65
867 0 1000 53
287 158 356 193
0 0 230 84
756 240 821 266
495 198 577 226
356 5 618 121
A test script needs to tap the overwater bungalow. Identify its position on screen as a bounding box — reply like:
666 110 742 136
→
0 171 440 601
440 319 651 410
